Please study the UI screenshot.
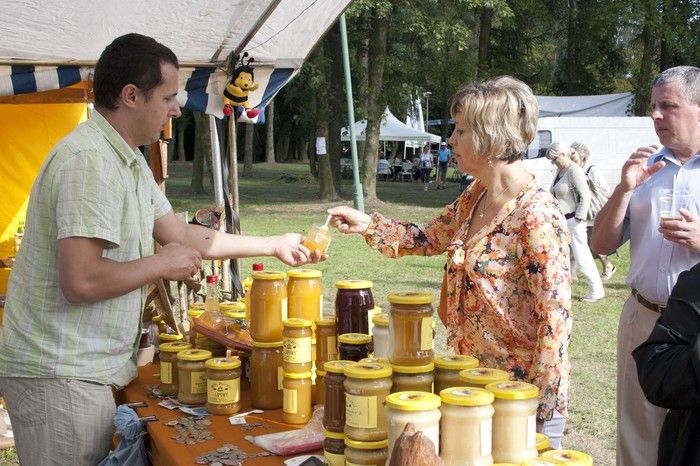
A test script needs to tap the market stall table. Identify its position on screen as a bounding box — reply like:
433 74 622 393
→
124 364 322 465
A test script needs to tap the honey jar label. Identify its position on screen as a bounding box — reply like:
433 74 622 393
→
346 462 364 466
160 361 172 384
318 294 324 319
327 336 338 360
324 452 345 466
480 419 492 456
527 414 536 448
345 394 378 428
283 337 312 363
277 366 284 390
281 297 288 322
207 379 241 404
190 371 207 394
283 388 298 413
421 317 433 350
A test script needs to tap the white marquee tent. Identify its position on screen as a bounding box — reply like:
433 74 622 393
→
341 107 441 143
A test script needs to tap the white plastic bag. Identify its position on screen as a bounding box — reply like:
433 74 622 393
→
245 406 324 456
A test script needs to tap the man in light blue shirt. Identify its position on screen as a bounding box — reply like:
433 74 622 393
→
592 65 700 466
436 141 452 189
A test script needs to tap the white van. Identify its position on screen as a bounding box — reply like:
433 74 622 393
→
524 117 660 189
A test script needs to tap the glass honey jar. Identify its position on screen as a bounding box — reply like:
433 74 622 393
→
287 269 323 324
158 341 192 396
249 270 287 342
338 333 371 362
315 369 326 406
343 362 393 441
315 318 338 368
283 371 313 424
205 357 242 415
324 429 346 466
486 381 539 464
323 360 357 433
390 362 435 393
177 349 213 405
344 438 389 466
439 386 495 465
250 340 284 409
387 292 434 366
335 280 374 337
282 318 313 373
433 354 480 394
385 391 442 462
371 313 389 358
459 367 510 389
187 308 204 345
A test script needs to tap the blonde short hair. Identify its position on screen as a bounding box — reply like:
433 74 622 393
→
449 76 538 163
545 141 575 162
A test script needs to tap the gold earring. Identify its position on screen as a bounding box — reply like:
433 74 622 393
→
487 158 493 167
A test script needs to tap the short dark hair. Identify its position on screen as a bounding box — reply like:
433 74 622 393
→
93 33 179 110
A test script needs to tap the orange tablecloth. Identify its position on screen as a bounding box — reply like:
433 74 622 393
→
124 364 321 465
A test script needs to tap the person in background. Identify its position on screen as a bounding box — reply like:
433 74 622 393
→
633 262 700 466
437 141 452 189
570 141 617 280
419 144 433 191
329 75 572 448
0 33 323 466
392 154 403 181
546 142 605 302
591 65 700 466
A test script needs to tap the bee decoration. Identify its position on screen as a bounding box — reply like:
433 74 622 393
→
223 52 260 118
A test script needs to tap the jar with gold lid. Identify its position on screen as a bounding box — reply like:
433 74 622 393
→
205 357 242 415
359 357 389 365
159 332 183 346
343 362 392 441
540 449 593 465
344 438 388 466
536 433 550 454
439 386 495 465
324 429 346 466
282 318 313 373
249 270 287 342
315 369 327 406
371 313 389 358
195 335 227 358
391 362 435 393
335 280 374 337
221 301 246 329
386 391 442 462
315 318 338 368
287 269 323 324
486 381 539 464
177 349 213 405
433 354 480 394
459 367 510 389
187 308 204 344
282 371 312 424
158 341 193 396
387 292 434 366
338 333 371 362
323 360 356 433
250 340 284 409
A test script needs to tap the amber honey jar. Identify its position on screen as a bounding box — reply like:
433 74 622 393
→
433 354 480 394
205 357 242 415
323 360 357 433
250 340 284 409
158 341 192 396
315 318 338 368
315 369 327 406
460 367 510 389
335 280 374 337
338 333 371 362
324 429 346 466
195 335 227 358
249 270 287 342
344 438 389 466
177 349 213 405
283 371 313 424
287 269 323 324
390 362 435 393
387 292 434 366
282 318 313 373
343 362 393 441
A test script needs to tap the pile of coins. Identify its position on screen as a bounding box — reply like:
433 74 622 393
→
166 416 214 444
194 444 273 465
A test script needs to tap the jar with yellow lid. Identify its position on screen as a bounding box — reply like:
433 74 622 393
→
158 341 193 396
335 280 374 337
221 301 246 328
486 381 539 464
195 335 227 358
152 315 167 335
536 433 551 454
386 391 442 461
371 313 389 358
338 333 371 362
187 308 204 344
282 371 312 424
205 357 242 415
391 362 435 393
250 340 284 409
315 318 338 368
287 269 323 324
541 450 593 465
439 386 495 465
177 349 213 405
521 458 562 466
324 430 345 466
433 354 480 394
282 318 313 373
323 360 357 433
315 369 326 406
359 357 389 365
367 306 381 335
387 292 434 366
343 362 392 441
159 332 183 346
344 438 388 466
459 367 510 389
249 270 287 342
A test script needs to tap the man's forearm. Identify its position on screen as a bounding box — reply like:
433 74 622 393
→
591 184 633 255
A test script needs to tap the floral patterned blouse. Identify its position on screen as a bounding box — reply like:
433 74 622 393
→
364 179 572 420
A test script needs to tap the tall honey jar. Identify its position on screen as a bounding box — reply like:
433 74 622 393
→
460 367 510 389
158 341 192 396
315 318 338 368
315 369 327 406
439 386 495 465
385 391 442 462
343 362 392 441
387 292 434 366
282 371 313 424
344 438 389 466
371 313 389 358
391 362 435 393
323 360 357 433
335 280 374 337
433 354 480 394
250 340 284 409
177 349 213 405
282 318 313 373
324 429 346 466
287 269 323 324
338 333 371 362
486 381 539 464
205 357 242 415
249 270 287 342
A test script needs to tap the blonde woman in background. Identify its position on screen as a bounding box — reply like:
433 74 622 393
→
547 142 605 302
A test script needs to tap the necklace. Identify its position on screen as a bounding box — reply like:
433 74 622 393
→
476 178 521 219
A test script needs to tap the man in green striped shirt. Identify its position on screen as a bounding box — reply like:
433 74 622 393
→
0 33 321 465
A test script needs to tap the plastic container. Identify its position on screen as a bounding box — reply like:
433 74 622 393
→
387 292 434 365
335 280 374 337
344 438 389 466
391 362 435 393
324 429 346 466
199 275 224 331
386 391 442 461
250 340 284 409
282 371 313 424
282 318 313 373
287 269 323 324
323 360 357 433
249 270 287 342
439 386 495 465
371 313 389 358
433 354 480 394
304 224 332 254
315 318 338 369
459 367 510 389
487 381 539 464
541 450 593 465
158 341 193 396
343 362 393 441
338 333 371 362
176 349 213 405
205 357 242 415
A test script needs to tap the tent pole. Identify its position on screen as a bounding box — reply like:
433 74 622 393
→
339 13 364 212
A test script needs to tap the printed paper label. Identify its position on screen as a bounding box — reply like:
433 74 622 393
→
527 414 536 448
324 451 345 466
480 419 492 456
283 336 312 363
345 394 377 428
277 366 284 390
281 297 288 322
207 378 240 404
327 336 338 361
283 388 298 414
421 317 433 350
190 371 207 394
160 361 172 384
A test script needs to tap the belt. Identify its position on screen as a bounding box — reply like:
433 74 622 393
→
631 288 666 313
564 212 576 219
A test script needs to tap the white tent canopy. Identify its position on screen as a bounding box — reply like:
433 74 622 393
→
341 107 441 143
537 92 634 117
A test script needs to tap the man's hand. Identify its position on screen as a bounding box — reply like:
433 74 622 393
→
619 145 665 192
272 233 326 266
156 242 202 281
659 208 700 252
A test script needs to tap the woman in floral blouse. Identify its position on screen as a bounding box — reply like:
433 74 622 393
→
329 76 572 447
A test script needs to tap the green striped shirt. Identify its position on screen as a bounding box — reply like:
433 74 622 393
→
0 111 171 387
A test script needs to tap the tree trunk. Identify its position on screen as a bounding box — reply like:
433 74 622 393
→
326 23 345 195
190 111 209 193
276 118 291 162
636 17 656 115
265 100 276 163
243 123 254 177
477 8 493 78
176 120 186 162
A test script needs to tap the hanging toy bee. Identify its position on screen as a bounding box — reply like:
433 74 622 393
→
223 52 260 118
